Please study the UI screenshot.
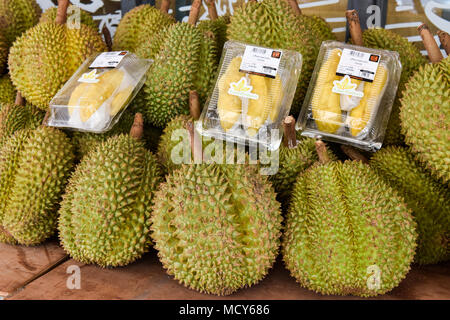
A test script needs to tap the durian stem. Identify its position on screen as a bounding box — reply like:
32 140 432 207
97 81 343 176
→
102 25 112 51
315 140 331 164
42 110 50 126
287 0 302 16
283 116 297 149
161 0 171 14
15 92 25 106
418 24 443 63
189 90 201 121
130 113 144 140
55 0 70 25
206 0 218 20
346 10 364 46
437 30 450 55
188 0 202 26
340 145 369 164
186 121 203 163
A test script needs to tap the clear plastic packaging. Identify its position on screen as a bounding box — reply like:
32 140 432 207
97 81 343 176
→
47 52 152 133
296 41 402 151
196 41 302 151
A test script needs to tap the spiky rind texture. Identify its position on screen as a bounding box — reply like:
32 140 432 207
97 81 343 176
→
59 134 162 267
195 31 219 104
0 75 16 106
135 26 169 60
283 161 417 297
228 0 333 116
136 23 218 127
0 30 7 73
0 127 75 245
151 163 282 295
371 146 450 264
0 102 44 148
39 5 98 30
0 0 41 45
362 28 426 145
112 4 175 52
197 16 229 61
400 58 449 184
8 22 107 109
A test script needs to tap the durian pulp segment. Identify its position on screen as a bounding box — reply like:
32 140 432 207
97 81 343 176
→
348 64 388 136
217 57 244 131
246 74 269 136
268 75 283 122
110 86 134 116
311 49 343 134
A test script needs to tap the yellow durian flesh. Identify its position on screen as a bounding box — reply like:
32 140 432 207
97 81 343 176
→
246 74 269 136
349 65 388 136
110 86 134 116
268 75 283 123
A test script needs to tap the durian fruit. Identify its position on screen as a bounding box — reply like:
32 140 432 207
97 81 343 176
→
371 146 450 264
134 1 218 127
0 93 44 148
151 162 282 296
58 114 163 267
228 0 333 116
0 74 16 106
8 0 107 109
112 4 175 52
283 141 417 297
400 25 449 184
39 5 97 30
198 1 229 60
0 125 75 245
362 28 426 145
0 0 41 46
0 30 7 74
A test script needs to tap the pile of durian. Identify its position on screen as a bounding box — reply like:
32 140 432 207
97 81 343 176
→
0 0 448 298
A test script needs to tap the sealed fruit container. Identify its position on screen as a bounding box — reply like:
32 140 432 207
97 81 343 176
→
297 41 402 151
197 41 302 151
47 52 151 132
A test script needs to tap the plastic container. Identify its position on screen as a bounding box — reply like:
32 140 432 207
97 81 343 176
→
296 41 402 151
47 52 152 133
196 40 302 151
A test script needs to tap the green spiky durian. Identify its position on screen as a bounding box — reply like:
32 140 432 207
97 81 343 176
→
0 126 75 245
197 15 229 60
8 20 106 109
112 4 175 52
135 26 169 60
283 148 417 297
135 23 218 127
0 30 7 73
297 14 336 42
58 116 162 267
228 0 329 116
0 75 16 106
0 0 41 46
362 28 426 145
39 5 98 30
400 57 449 184
151 163 282 295
0 102 44 148
371 146 449 264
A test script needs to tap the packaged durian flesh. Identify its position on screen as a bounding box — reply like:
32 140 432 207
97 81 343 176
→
47 52 151 133
197 41 302 151
297 41 402 151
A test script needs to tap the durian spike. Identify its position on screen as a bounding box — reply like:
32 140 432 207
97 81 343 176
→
346 10 364 46
340 145 369 164
161 0 171 14
130 113 144 140
55 0 70 25
15 92 25 106
189 90 201 121
186 121 203 163
287 0 302 16
188 0 202 26
102 25 112 51
283 116 297 149
315 140 331 164
437 30 450 55
418 24 443 63
205 0 218 20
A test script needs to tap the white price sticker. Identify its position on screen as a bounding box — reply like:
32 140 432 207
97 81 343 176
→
239 45 283 78
89 51 128 69
336 49 380 82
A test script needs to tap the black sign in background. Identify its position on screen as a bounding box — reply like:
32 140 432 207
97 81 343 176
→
346 0 388 42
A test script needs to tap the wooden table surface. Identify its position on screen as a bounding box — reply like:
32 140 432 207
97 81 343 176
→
4 247 450 300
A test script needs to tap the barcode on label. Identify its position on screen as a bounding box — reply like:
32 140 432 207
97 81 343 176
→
360 71 371 78
252 47 267 54
349 50 365 58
